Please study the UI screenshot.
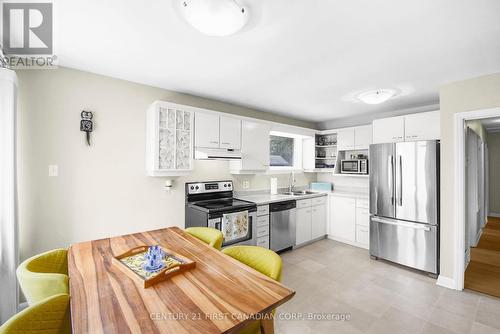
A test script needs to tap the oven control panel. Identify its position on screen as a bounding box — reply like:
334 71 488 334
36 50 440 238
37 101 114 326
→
187 181 233 194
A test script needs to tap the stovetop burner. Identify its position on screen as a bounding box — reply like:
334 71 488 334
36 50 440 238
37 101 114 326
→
191 198 255 212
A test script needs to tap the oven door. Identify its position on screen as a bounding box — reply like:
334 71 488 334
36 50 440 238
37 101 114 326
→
208 210 256 247
341 160 360 174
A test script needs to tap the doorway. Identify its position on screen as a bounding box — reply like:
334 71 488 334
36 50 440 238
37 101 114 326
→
455 108 500 298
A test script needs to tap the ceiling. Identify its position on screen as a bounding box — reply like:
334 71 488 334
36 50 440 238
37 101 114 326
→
56 0 500 124
482 118 500 133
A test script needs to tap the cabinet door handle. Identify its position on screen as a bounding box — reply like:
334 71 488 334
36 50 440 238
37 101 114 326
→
221 142 230 145
210 141 219 144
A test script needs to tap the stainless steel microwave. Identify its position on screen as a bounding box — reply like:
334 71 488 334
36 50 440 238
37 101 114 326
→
340 159 368 174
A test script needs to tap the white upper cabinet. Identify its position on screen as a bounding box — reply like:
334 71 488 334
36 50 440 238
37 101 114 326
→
146 101 194 176
230 120 270 173
302 137 315 171
354 125 373 150
195 112 219 148
219 116 241 150
337 128 355 151
372 116 405 144
404 111 440 141
373 111 441 144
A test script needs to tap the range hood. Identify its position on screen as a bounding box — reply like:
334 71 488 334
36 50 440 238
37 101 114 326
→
195 147 242 160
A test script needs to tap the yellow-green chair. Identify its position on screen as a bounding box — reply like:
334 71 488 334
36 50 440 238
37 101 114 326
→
17 249 69 306
185 227 224 250
222 245 283 334
0 293 71 334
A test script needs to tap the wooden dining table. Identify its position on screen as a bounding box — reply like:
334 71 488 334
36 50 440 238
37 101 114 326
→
68 227 295 334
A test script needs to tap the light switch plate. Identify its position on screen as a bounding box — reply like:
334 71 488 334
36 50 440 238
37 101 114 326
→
242 181 250 189
48 165 58 177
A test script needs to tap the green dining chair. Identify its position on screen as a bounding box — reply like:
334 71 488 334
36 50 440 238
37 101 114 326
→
16 248 69 305
222 245 283 334
185 227 224 250
0 293 71 334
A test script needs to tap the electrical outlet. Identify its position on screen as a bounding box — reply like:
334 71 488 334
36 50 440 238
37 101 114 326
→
48 165 58 177
242 181 250 189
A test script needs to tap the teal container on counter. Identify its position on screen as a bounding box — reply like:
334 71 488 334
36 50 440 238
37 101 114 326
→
310 182 333 192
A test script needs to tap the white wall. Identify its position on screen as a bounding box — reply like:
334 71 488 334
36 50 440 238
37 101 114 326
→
16 67 316 260
316 174 369 191
439 72 500 282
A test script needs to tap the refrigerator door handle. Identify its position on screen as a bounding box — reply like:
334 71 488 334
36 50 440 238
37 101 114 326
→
372 217 431 231
389 155 394 205
397 155 403 206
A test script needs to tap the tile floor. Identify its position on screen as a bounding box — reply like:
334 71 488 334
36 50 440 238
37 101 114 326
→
275 238 500 334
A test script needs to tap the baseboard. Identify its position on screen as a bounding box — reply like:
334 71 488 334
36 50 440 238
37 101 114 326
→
436 275 457 290
488 212 500 218
465 248 471 269
327 235 368 250
475 228 483 247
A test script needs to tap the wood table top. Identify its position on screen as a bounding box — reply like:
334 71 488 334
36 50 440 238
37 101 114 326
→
68 227 295 334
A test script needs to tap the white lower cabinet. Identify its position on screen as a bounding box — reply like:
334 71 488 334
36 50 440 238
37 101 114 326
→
329 194 369 249
311 203 327 239
330 196 356 241
296 207 312 245
295 196 327 247
256 205 270 249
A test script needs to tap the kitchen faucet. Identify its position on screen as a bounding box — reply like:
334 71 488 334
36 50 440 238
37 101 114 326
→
288 171 296 193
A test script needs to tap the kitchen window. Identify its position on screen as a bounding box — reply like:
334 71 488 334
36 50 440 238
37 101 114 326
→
269 134 302 170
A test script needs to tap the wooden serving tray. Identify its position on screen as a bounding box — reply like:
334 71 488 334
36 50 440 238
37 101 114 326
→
112 245 196 288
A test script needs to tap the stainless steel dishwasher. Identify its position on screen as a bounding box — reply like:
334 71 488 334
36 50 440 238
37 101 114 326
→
270 200 296 252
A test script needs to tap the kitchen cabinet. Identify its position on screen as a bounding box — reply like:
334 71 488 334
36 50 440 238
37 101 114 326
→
355 199 369 248
354 125 373 150
337 128 355 151
296 207 312 246
256 205 270 249
230 120 270 174
328 194 369 249
146 101 194 176
311 203 327 239
295 196 328 246
404 111 440 141
372 111 441 144
372 116 405 144
195 112 220 148
195 112 242 150
330 196 356 242
302 137 315 171
219 116 241 150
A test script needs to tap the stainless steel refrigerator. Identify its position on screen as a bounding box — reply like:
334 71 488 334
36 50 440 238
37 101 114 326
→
369 140 439 275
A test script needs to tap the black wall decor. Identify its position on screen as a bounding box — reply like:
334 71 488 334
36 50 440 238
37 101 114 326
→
80 110 93 146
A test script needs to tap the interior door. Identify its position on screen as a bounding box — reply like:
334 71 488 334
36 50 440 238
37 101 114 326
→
369 143 396 218
395 141 438 224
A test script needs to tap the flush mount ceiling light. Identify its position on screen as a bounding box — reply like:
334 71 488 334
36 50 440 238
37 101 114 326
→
356 89 397 105
178 0 249 37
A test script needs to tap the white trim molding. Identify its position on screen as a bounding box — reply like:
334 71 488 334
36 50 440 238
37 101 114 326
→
488 212 500 218
437 275 458 290
453 107 500 291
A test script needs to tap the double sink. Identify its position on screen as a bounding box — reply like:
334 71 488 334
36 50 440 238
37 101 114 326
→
280 190 317 196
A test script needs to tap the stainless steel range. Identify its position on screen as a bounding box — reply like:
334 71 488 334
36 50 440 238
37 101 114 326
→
185 181 257 247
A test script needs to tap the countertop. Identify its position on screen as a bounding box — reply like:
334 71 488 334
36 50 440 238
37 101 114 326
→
235 192 327 205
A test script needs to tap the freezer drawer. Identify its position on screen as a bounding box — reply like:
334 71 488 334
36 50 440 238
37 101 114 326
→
370 216 438 274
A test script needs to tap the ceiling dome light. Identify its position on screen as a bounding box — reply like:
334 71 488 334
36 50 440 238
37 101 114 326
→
178 0 249 37
356 89 396 105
